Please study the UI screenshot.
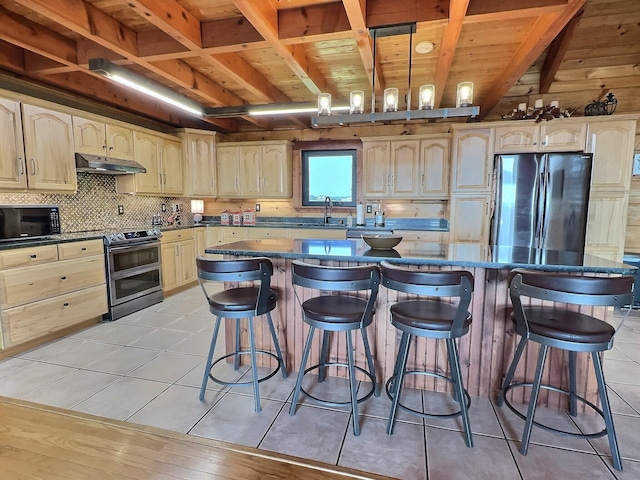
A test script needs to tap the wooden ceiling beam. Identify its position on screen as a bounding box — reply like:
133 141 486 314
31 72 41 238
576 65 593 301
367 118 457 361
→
465 0 568 23
126 0 202 51
433 0 470 108
479 0 587 119
539 8 584 94
10 0 270 128
234 0 333 95
342 0 385 95
124 1 290 124
0 6 77 67
0 40 24 72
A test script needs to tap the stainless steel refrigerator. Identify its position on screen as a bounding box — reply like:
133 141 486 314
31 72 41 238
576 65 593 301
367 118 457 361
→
490 152 593 253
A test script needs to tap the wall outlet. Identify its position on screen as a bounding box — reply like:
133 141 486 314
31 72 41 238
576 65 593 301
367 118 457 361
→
161 204 167 212
255 203 261 212
366 204 373 214
117 205 124 215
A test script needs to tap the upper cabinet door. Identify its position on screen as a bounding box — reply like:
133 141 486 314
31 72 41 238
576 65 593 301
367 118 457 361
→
539 122 586 152
131 131 162 194
451 128 494 193
73 117 107 156
261 143 292 198
216 145 241 197
22 104 76 193
419 138 449 198
0 98 27 191
363 141 390 198
161 139 183 195
184 132 216 197
239 145 261 197
106 124 134 160
587 119 636 192
390 140 420 197
494 125 538 153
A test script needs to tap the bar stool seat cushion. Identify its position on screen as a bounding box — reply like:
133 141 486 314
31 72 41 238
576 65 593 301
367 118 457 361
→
511 308 614 344
302 296 368 323
391 300 471 331
208 287 277 312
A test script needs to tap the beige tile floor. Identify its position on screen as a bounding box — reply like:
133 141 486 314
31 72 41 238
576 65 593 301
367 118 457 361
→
1 286 640 479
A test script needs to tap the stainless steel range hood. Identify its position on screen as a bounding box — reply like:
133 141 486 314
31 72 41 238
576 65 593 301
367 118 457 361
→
75 153 146 175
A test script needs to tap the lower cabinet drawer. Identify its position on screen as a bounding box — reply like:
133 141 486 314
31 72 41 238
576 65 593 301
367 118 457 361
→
58 239 104 260
0 256 106 307
0 245 58 270
2 284 108 347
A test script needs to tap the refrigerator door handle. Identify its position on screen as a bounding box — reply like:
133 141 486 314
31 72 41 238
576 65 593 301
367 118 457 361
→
535 168 547 248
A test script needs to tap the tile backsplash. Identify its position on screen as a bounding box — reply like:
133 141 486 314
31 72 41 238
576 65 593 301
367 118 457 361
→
0 173 189 232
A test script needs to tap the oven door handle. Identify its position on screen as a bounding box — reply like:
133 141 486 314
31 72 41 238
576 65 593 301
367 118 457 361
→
107 241 160 252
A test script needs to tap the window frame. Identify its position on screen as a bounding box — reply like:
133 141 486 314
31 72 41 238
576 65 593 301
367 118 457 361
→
301 148 357 207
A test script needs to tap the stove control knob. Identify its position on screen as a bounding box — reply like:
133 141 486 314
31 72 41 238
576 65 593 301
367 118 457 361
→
116 233 125 241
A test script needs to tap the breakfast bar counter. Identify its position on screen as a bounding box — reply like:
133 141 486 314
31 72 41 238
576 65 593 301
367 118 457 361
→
205 238 636 408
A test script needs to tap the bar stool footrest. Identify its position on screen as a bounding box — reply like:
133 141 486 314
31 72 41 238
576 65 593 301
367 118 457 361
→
502 381 608 439
386 370 471 420
207 350 282 388
300 361 376 407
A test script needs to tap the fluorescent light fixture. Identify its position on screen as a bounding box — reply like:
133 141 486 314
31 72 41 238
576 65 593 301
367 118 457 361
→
89 58 203 116
204 102 349 118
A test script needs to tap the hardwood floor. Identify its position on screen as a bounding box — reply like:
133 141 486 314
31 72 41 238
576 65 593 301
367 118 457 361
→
0 396 393 480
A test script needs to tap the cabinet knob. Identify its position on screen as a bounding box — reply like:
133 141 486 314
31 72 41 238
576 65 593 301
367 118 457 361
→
30 254 37 258
81 247 87 251
63 302 69 307
60 276 66 280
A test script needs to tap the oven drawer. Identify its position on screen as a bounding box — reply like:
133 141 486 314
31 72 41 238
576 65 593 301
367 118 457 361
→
1 284 107 347
0 245 58 270
0 256 106 308
58 239 104 260
161 228 194 243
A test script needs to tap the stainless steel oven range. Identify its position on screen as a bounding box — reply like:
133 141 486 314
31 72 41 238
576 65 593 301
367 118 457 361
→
103 229 163 321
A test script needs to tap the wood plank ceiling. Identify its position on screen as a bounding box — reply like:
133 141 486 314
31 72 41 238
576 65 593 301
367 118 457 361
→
0 0 637 133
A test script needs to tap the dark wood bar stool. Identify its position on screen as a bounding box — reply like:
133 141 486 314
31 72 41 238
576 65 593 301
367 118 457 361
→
498 269 634 471
380 261 474 447
289 261 380 436
196 256 287 412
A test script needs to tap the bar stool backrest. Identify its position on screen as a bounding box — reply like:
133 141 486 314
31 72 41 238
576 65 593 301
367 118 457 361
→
510 268 634 309
380 261 474 331
196 256 274 315
291 261 381 325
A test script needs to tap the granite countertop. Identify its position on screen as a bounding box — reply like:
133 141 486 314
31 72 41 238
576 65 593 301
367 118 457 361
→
204 238 637 274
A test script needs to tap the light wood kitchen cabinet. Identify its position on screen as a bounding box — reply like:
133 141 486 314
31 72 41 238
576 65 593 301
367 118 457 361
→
450 127 494 193
73 116 134 160
0 239 107 350
195 226 223 259
182 130 216 197
585 190 629 262
586 119 636 192
362 139 420 198
216 141 292 199
494 121 586 153
362 135 449 199
22 103 76 193
0 97 27 190
419 137 449 197
161 138 184 195
116 131 183 195
161 229 196 292
448 194 492 243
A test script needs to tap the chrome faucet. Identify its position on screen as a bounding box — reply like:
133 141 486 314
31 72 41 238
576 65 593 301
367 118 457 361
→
324 196 333 224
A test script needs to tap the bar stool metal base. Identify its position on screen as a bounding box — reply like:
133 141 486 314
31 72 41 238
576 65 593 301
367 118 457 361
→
205 351 283 389
385 371 471 420
501 381 609 440
299 361 377 408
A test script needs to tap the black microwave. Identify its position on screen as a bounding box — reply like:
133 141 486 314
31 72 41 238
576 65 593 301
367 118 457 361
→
0 205 61 241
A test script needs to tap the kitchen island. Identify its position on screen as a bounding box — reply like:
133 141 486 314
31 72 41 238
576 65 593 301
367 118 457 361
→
204 238 636 409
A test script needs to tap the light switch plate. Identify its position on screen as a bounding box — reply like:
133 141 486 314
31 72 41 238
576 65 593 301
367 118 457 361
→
117 205 124 215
